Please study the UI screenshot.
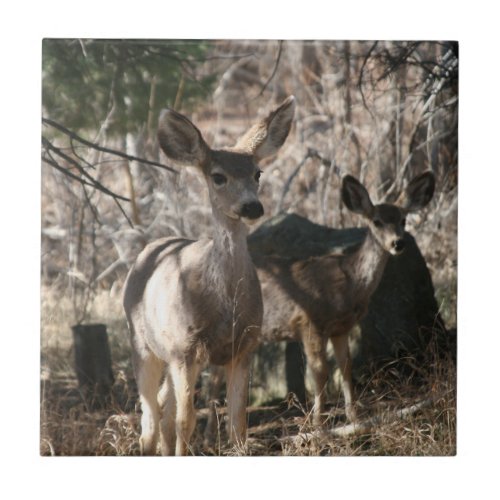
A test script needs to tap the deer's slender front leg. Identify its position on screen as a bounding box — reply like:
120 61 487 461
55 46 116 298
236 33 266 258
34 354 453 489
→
225 354 251 447
331 333 357 422
170 359 201 456
301 330 329 425
203 365 225 449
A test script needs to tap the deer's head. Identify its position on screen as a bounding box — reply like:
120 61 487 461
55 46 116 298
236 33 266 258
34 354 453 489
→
341 172 435 255
157 96 295 225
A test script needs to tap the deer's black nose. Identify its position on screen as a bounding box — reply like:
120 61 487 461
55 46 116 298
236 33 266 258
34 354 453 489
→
392 238 406 253
241 201 264 220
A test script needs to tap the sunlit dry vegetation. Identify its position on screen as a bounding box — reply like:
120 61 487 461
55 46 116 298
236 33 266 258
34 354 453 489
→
41 39 457 456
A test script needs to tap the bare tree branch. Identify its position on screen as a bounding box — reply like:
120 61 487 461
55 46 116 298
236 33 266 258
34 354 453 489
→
254 40 283 99
42 117 178 175
42 137 130 202
42 156 103 191
357 41 378 117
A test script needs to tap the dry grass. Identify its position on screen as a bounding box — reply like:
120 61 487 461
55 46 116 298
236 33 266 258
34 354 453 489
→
40 287 455 457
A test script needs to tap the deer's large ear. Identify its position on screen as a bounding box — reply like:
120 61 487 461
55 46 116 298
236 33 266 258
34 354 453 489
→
341 175 375 217
400 171 435 212
235 96 295 162
157 109 210 168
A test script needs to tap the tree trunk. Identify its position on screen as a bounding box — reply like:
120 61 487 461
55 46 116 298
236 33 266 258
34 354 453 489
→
285 342 306 404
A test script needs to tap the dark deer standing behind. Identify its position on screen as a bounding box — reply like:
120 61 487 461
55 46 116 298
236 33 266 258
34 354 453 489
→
255 172 435 424
123 96 295 455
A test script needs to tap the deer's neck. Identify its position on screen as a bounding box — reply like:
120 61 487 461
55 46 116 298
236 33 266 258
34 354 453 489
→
348 229 389 298
206 210 253 300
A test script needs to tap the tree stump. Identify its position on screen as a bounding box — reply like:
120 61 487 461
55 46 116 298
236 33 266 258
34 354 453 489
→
72 323 114 406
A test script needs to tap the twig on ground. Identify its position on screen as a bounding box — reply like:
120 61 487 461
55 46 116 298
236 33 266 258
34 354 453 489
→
280 398 435 444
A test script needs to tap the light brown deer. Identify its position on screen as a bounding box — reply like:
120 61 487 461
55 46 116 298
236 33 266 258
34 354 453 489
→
255 172 435 425
122 96 295 455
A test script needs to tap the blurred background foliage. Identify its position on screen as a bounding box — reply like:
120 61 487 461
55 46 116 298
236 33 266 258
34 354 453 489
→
42 39 216 135
41 39 457 456
41 38 457 325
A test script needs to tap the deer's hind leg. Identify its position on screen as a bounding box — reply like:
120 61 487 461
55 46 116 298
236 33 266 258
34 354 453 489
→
158 369 176 455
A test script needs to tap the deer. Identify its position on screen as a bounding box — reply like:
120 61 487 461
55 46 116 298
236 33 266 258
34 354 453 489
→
252 171 436 426
122 96 296 455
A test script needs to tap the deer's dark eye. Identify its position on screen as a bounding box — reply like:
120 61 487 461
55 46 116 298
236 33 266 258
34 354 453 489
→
254 170 262 183
211 173 227 186
373 219 383 228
